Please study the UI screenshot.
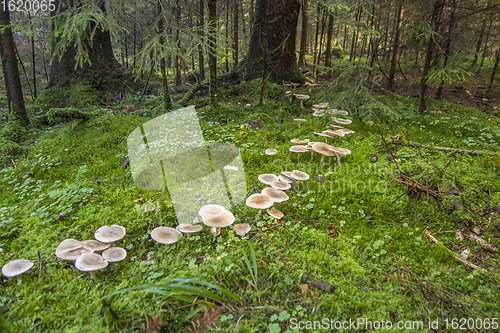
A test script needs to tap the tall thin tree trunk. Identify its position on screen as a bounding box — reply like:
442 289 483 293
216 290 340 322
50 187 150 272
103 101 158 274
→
176 0 182 86
387 0 404 91
158 1 172 110
298 0 308 66
0 6 28 126
471 1 490 68
312 4 321 77
480 14 494 67
240 0 247 53
419 0 443 112
226 0 230 73
133 18 137 70
324 13 334 67
342 25 347 50
436 0 457 100
317 9 326 65
490 49 500 86
233 0 239 67
198 0 206 81
208 0 217 104
249 0 254 35
350 6 362 61
30 13 37 99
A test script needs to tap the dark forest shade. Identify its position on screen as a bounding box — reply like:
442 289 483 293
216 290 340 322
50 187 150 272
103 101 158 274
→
229 0 303 83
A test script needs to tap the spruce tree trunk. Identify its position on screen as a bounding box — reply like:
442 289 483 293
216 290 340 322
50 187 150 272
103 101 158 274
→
317 9 326 65
0 6 29 126
312 4 321 77
226 0 230 73
229 0 302 83
298 0 308 66
233 0 239 66
176 0 182 86
436 0 457 100
208 0 217 104
324 14 334 67
158 1 172 110
387 0 404 91
198 0 206 81
419 0 443 112
471 1 490 68
480 14 493 67
490 49 500 87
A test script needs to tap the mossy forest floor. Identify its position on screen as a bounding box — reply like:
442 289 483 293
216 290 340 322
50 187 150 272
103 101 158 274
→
1 62 500 332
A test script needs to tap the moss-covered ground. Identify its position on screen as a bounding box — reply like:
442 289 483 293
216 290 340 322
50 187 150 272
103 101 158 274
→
1 72 500 333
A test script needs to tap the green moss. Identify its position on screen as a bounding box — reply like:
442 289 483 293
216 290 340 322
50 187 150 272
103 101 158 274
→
33 83 104 111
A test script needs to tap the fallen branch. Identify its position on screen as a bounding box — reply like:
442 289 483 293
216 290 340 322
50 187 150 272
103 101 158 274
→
423 230 488 273
461 229 499 252
408 142 482 155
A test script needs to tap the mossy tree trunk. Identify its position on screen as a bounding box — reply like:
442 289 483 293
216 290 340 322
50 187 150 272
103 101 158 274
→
0 6 29 126
229 0 302 83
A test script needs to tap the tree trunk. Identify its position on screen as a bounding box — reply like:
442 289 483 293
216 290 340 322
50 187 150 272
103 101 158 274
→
350 6 362 61
208 0 217 104
490 49 500 87
387 0 404 91
312 4 321 77
0 6 29 126
229 0 302 83
249 0 254 35
419 0 443 112
240 0 247 53
176 0 182 86
198 0 206 81
436 0 458 100
226 0 230 73
480 13 494 67
471 1 490 68
233 0 239 66
324 13 334 67
298 0 308 66
158 1 172 110
317 9 326 65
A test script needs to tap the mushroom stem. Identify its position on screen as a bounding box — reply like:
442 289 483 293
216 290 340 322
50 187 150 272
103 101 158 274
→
211 227 221 237
289 97 292 103
90 271 96 279
310 151 315 161
258 209 262 216
320 155 326 163
300 100 304 108
336 154 342 166
308 87 312 92
16 275 22 285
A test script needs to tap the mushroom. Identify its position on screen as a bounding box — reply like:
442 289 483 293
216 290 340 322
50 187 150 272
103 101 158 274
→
289 145 309 160
262 187 289 203
337 128 355 135
233 223 251 236
202 210 236 237
246 193 274 216
294 94 310 108
314 131 333 143
312 103 328 109
198 204 226 220
290 138 310 144
329 147 352 166
304 82 317 92
151 227 182 245
291 83 300 89
278 175 294 183
322 129 345 142
82 240 110 252
56 239 84 254
327 109 349 116
333 117 352 125
293 119 306 128
290 170 310 181
265 148 278 155
285 90 292 102
94 225 126 246
2 259 34 284
176 224 203 234
266 209 284 222
258 174 279 186
281 171 294 179
56 248 94 261
312 142 336 163
328 124 344 129
102 247 127 263
75 253 108 279
270 180 292 190
312 111 325 117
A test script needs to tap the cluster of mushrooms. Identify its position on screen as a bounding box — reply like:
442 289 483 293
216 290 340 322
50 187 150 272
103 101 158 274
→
291 102 354 166
283 81 318 108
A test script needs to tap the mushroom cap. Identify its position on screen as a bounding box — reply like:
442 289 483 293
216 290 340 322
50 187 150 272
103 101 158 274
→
83 240 110 252
278 175 294 183
95 225 126 243
246 194 274 209
333 117 352 125
202 210 236 228
314 131 331 138
294 94 310 100
267 209 284 220
176 224 203 233
56 239 83 254
2 259 34 278
329 147 352 156
261 187 289 203
56 248 94 260
312 111 325 117
281 171 293 178
289 145 309 153
327 109 349 116
312 142 336 157
102 247 127 263
198 204 226 219
270 180 292 190
312 103 329 109
75 253 108 272
291 83 300 87
328 124 344 129
290 170 310 181
290 139 310 144
233 223 251 236
151 227 181 245
323 129 345 137
293 119 306 122
258 174 279 185
265 149 278 155
337 128 355 135
285 90 292 95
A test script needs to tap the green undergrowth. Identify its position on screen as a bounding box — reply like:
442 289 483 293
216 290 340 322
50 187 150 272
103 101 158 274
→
1 81 500 332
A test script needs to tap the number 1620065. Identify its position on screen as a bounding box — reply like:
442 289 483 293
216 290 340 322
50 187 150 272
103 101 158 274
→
2 0 56 13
